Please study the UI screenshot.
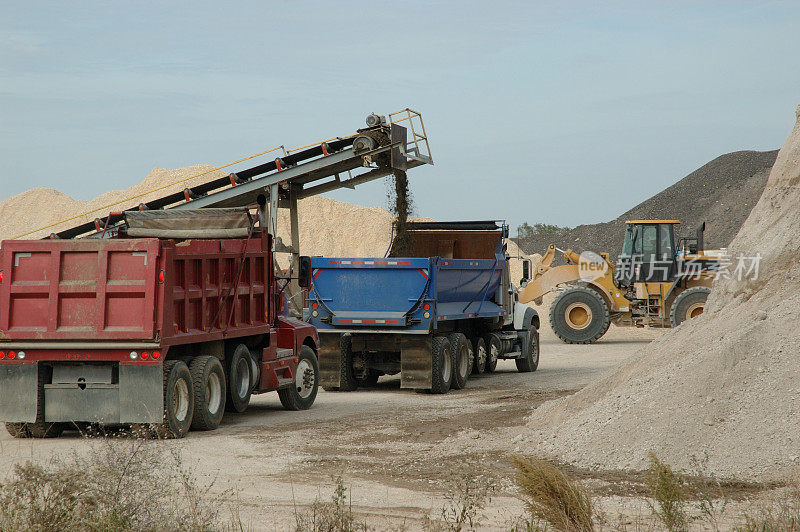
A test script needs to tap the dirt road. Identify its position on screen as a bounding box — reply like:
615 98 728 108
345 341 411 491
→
0 327 659 530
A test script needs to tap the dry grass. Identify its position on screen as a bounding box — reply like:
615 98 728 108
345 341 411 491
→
294 476 369 532
0 436 231 531
423 470 495 532
645 453 687 532
513 455 594 532
735 483 800 531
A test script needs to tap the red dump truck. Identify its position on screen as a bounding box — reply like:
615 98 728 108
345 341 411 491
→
0 209 319 438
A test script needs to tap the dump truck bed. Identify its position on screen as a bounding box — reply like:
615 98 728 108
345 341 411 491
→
308 255 507 334
0 231 274 348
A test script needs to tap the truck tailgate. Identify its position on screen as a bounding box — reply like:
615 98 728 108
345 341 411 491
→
310 258 430 326
0 239 162 341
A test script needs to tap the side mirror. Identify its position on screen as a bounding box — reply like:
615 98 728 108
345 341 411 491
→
521 259 531 284
298 256 312 288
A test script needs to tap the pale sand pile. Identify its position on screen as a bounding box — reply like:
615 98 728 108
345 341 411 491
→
522 104 800 482
0 166 229 241
0 166 536 289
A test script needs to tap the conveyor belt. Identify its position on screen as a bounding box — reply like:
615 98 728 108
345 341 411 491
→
49 110 432 239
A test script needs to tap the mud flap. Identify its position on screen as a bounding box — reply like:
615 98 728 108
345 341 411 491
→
400 335 432 390
0 364 38 422
120 364 162 423
44 364 162 424
318 334 343 389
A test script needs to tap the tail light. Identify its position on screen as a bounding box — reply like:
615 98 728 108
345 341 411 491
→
8 351 16 360
423 303 431 310
0 270 4 283
141 352 150 360
151 351 160 360
0 352 5 359
158 270 165 283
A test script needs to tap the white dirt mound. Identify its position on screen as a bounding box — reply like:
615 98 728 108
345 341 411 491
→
0 166 530 283
522 104 800 481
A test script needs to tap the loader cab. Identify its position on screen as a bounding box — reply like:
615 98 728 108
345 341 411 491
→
616 220 679 285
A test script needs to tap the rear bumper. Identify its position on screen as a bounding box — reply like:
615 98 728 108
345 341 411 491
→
0 363 163 424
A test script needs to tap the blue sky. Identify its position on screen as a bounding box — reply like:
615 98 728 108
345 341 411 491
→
1 1 798 234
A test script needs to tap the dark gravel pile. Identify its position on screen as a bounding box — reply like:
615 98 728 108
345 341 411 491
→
516 150 778 260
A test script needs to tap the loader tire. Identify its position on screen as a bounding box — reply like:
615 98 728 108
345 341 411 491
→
278 346 319 410
430 335 453 394
484 333 501 373
471 337 487 374
550 286 610 344
190 356 226 431
669 287 710 328
449 333 471 390
516 328 540 373
225 344 253 413
155 360 194 439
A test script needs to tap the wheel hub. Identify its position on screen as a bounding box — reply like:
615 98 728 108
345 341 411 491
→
206 372 222 414
295 360 315 399
236 357 250 398
687 302 704 319
441 347 452 382
565 302 592 330
173 379 190 422
458 346 470 376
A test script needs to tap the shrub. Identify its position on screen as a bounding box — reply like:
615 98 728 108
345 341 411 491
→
294 476 369 532
513 456 594 532
0 436 223 531
645 453 687 532
423 470 494 531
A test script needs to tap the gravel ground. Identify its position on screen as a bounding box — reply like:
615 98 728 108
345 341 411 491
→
0 329 662 530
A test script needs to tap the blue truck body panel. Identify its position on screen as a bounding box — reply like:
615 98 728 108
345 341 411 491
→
308 254 506 333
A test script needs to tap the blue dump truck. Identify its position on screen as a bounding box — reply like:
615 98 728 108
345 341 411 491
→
306 221 540 394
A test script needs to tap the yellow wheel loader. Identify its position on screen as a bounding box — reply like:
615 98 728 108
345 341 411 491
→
517 221 722 343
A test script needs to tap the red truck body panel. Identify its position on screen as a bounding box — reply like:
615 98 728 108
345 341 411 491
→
0 239 162 341
0 231 276 347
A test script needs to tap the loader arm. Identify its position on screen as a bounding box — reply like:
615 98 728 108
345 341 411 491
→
517 245 623 309
518 244 584 305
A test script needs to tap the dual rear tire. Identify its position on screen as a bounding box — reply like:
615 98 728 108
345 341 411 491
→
449 333 472 390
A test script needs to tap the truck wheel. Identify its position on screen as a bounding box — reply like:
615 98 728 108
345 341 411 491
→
157 360 194 439
483 333 501 373
278 346 319 410
328 335 358 392
27 367 65 438
189 356 226 431
449 333 471 390
430 336 453 394
669 287 711 327
516 328 540 372
549 286 611 344
225 344 253 413
471 337 487 374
